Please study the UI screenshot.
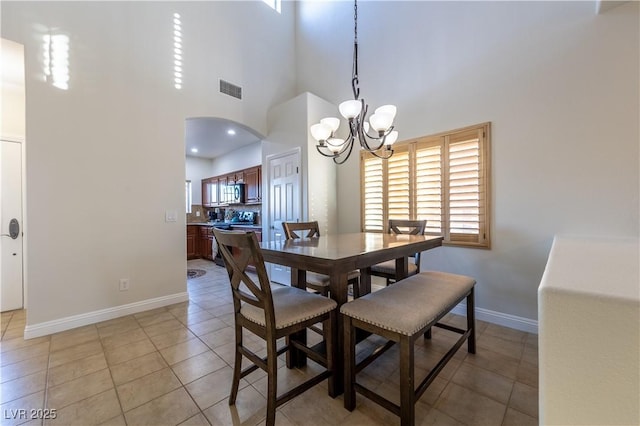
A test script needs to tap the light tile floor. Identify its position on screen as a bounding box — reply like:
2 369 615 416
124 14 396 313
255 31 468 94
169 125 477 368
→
0 259 538 425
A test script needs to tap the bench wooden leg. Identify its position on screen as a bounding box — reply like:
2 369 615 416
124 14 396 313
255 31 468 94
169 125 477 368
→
344 315 356 411
467 288 476 354
423 327 432 339
399 335 415 426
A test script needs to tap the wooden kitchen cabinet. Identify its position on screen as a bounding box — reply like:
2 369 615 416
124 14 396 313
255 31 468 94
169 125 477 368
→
199 226 214 260
201 165 262 207
187 226 198 259
202 178 220 207
244 166 261 204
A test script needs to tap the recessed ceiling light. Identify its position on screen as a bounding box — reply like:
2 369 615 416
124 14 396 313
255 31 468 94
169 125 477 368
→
190 148 198 153
227 129 236 136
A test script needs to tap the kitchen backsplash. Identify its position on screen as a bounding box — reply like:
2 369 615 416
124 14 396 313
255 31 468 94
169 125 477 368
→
186 204 261 224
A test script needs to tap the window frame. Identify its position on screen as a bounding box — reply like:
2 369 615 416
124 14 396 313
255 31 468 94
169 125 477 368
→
185 180 192 214
360 122 491 249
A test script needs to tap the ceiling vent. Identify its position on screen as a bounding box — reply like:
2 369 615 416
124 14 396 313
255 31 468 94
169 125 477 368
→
219 79 242 100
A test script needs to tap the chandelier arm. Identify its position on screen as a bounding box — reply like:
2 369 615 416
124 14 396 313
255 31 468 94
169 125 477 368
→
367 147 394 160
361 125 395 151
316 145 340 158
333 138 355 164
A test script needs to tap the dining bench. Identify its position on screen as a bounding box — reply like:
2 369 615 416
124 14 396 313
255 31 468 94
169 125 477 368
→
340 271 476 426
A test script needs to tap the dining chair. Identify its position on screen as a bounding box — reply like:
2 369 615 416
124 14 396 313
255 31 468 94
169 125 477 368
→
370 219 427 285
212 228 337 426
282 221 361 298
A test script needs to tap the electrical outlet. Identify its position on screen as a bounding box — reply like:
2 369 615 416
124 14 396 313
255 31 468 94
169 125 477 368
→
119 278 130 291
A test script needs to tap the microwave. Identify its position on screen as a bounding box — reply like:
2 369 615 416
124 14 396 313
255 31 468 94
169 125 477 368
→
226 183 245 204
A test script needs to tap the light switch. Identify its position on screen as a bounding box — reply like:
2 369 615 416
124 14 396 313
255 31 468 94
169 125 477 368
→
165 210 177 222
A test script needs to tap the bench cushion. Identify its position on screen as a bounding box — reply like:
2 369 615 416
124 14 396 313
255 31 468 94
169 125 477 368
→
242 286 337 329
340 271 475 336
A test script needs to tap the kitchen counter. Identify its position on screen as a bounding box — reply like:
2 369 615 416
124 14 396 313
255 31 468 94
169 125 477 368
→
187 222 261 228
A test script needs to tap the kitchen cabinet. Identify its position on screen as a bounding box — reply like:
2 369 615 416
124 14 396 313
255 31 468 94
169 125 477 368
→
201 178 220 207
201 165 262 207
187 226 198 259
244 166 261 204
199 226 214 260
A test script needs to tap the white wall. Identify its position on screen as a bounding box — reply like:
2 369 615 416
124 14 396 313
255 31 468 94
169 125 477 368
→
185 156 213 205
297 1 639 321
306 93 339 235
211 141 262 176
1 1 296 330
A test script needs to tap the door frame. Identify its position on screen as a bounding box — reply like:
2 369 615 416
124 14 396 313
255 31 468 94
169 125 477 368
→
1 137 26 312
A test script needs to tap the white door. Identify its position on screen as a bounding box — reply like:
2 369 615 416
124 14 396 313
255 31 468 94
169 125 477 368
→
1 140 24 311
267 149 301 285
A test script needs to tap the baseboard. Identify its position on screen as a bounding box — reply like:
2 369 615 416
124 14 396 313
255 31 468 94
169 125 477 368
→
450 303 538 334
23 292 189 339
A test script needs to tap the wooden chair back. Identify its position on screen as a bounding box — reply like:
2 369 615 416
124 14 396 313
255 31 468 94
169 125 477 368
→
282 221 320 239
212 228 276 328
388 219 427 236
389 219 427 269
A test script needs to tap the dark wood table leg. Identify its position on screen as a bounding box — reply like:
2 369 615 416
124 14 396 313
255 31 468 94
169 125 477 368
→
329 271 348 396
395 256 409 281
360 266 372 296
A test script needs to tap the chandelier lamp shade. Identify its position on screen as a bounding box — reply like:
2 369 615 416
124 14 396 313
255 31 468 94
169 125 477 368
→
310 0 398 164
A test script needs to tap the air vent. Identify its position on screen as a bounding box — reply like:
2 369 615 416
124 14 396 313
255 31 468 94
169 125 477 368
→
219 79 242 100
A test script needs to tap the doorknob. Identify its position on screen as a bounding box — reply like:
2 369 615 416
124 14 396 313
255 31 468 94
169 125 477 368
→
1 218 19 239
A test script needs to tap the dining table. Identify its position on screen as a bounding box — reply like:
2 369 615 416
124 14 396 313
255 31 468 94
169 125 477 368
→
260 232 444 394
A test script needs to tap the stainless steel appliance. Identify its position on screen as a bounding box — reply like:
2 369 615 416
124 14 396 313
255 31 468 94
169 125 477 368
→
224 183 245 204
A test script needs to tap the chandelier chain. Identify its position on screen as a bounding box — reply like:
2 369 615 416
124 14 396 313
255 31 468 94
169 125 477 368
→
352 0 360 100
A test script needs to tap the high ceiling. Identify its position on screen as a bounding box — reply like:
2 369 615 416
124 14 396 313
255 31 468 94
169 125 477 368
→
185 117 263 159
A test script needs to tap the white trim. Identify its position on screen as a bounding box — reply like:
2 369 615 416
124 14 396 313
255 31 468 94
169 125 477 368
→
23 292 189 339
450 303 538 334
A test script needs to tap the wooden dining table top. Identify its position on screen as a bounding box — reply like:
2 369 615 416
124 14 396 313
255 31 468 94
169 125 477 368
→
259 232 444 276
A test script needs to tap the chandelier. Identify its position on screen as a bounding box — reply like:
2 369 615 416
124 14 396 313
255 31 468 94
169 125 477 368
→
310 0 398 165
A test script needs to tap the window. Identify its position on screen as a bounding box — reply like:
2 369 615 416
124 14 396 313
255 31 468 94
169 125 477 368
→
262 0 281 13
173 13 183 89
361 122 491 248
185 180 192 213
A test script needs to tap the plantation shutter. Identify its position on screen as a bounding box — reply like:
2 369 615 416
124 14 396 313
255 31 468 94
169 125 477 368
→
446 128 487 245
415 139 442 235
386 148 410 222
360 123 490 247
361 155 384 231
